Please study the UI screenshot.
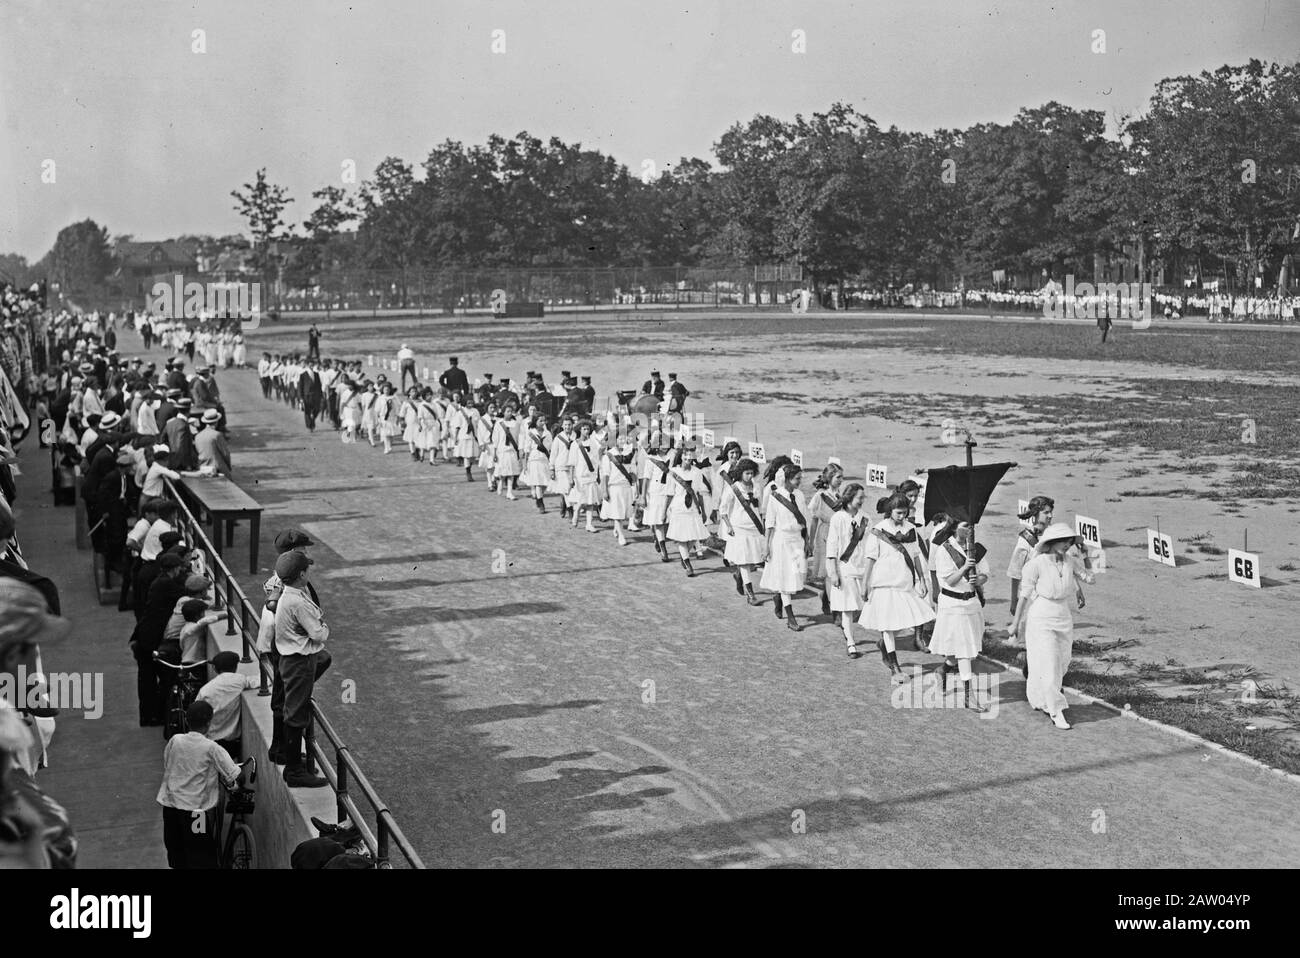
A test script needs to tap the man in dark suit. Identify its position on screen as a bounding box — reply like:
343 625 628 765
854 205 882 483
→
475 374 495 408
165 359 189 398
667 372 690 413
580 376 595 410
641 369 664 400
299 364 324 431
438 356 469 398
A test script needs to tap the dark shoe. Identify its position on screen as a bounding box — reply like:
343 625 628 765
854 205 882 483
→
914 630 931 654
745 583 758 606
683 558 696 577
652 536 663 556
660 544 671 563
821 590 831 616
964 679 987 713
786 610 801 632
732 570 744 595
284 765 329 788
773 598 784 620
721 556 731 568
466 468 474 482
268 715 287 764
887 651 908 685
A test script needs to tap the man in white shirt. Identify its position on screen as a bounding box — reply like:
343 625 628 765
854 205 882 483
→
156 699 242 868
397 343 417 392
273 551 330 788
197 651 258 758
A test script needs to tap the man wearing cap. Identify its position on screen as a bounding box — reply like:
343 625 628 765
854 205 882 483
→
191 365 224 428
475 373 495 408
299 362 323 431
163 399 197 471
580 376 596 411
155 389 181 433
397 343 417 393
263 529 318 763
642 369 665 400
306 323 321 363
165 359 189 398
273 550 330 788
195 409 232 476
129 551 190 725
439 356 469 398
667 372 689 414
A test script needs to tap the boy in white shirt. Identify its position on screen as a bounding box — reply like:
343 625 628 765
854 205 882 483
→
197 651 258 759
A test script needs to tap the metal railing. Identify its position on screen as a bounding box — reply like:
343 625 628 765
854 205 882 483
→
162 476 426 869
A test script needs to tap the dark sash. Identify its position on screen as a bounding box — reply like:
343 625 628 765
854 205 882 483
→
871 526 919 585
698 470 713 495
723 475 764 534
942 540 988 606
460 412 476 437
839 517 868 563
669 469 701 513
501 424 519 451
820 492 837 510
650 457 670 480
531 431 549 457
576 440 595 472
1019 527 1039 547
771 492 808 540
608 452 635 486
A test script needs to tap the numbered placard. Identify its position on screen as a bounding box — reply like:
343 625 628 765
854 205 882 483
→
1018 498 1030 519
701 428 715 448
866 463 888 488
1074 515 1101 548
1147 529 1176 567
1228 549 1261 588
748 442 766 463
790 448 803 468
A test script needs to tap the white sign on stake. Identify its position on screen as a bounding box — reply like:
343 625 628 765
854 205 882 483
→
790 448 803 468
702 428 715 448
1228 549 1261 588
367 355 374 366
1074 514 1101 548
748 442 766 464
1147 529 1176 567
1018 499 1030 518
866 463 888 488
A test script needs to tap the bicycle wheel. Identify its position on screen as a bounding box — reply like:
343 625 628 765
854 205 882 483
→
163 684 186 740
227 823 256 869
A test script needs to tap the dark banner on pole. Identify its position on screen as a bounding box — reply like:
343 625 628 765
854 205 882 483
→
923 461 1015 525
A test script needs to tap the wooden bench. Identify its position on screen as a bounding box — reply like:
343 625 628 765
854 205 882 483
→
175 476 264 575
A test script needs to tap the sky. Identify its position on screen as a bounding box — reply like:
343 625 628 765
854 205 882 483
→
1 0 1296 260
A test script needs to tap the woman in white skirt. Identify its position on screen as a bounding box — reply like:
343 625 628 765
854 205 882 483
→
718 457 766 604
358 382 377 446
1011 523 1091 729
451 396 480 481
339 379 359 443
859 492 934 683
824 482 869 657
599 440 637 545
637 435 673 562
713 441 743 548
476 403 499 490
375 384 398 454
416 390 441 463
760 464 810 632
492 408 522 499
400 388 421 461
566 419 602 531
548 416 575 519
665 443 710 576
1007 495 1054 632
929 509 991 711
522 414 553 513
232 331 247 368
807 461 844 614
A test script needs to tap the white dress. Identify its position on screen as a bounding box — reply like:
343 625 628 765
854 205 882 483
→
599 453 635 521
1021 553 1082 714
493 419 522 476
401 400 419 446
719 479 767 565
858 519 936 632
523 430 552 486
641 456 671 524
824 510 869 612
665 465 709 542
547 435 573 493
929 541 989 659
567 438 601 506
476 416 497 468
759 488 809 594
453 408 479 458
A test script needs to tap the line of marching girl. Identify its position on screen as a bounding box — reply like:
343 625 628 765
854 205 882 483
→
265 371 1094 719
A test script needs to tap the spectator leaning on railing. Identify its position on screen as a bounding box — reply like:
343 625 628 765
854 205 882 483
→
272 550 331 788
155 699 241 869
197 651 258 761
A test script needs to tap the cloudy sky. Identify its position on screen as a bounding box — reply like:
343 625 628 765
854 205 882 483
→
1 0 1295 259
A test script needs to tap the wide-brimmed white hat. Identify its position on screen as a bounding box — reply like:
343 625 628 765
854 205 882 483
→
1037 522 1081 550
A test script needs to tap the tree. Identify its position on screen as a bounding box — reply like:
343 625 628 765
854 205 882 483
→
49 220 113 301
231 169 294 302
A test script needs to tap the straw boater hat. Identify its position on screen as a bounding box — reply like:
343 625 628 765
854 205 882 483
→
1036 523 1081 551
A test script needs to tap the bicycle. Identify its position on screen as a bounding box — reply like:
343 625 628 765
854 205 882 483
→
216 757 257 869
153 653 210 740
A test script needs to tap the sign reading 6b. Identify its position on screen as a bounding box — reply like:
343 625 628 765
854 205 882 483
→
1228 548 1261 589
490 289 507 315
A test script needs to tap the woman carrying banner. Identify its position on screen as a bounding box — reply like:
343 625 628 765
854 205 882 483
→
930 508 990 711
824 482 870 657
760 463 810 631
718 457 766 604
807 462 844 614
858 492 934 683
665 442 710 576
1011 523 1091 729
1007 495 1055 634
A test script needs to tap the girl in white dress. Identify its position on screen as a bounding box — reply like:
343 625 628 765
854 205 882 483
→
929 510 991 711
713 441 743 540
522 415 553 513
400 388 421 460
492 409 522 499
807 462 844 614
859 493 934 683
358 383 377 446
232 332 247 368
665 444 710 576
1007 495 1054 633
339 380 359 443
436 395 456 464
1011 523 1091 729
451 397 480 481
718 457 766 604
599 440 637 545
637 434 673 562
760 464 810 632
416 391 440 463
548 416 575 519
374 384 397 454
825 483 870 657
476 404 498 490
566 420 602 531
